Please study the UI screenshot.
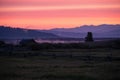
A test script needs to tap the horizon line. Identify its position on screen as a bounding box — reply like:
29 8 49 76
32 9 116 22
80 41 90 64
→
0 23 120 30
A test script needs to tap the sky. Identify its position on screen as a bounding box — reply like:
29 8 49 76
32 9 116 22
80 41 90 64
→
0 0 120 29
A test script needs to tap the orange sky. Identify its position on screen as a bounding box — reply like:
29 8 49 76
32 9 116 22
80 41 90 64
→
0 0 120 29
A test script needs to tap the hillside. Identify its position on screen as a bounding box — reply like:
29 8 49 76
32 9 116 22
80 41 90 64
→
0 26 59 39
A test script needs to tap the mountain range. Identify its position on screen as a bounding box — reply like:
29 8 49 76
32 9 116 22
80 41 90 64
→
0 24 120 39
42 24 120 38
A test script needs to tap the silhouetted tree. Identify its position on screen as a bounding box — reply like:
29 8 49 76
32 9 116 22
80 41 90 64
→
85 32 94 42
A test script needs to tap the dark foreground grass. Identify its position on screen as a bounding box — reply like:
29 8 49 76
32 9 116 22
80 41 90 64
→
0 49 120 80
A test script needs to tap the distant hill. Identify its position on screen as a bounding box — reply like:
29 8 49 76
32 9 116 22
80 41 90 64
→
0 26 59 39
1 24 120 39
43 24 120 38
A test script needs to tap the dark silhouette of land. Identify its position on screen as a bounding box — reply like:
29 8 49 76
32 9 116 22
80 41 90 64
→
0 25 120 80
0 39 120 80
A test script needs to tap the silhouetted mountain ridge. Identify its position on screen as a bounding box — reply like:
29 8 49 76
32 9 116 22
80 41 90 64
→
0 26 59 39
43 24 120 38
0 24 120 39
50 24 120 33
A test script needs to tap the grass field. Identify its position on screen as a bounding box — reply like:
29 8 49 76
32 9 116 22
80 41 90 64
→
0 49 120 80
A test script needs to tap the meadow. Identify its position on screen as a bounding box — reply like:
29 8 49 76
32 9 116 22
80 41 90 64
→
0 48 120 80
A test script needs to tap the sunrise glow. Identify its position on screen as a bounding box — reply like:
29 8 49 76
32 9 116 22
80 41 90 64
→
0 0 120 29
